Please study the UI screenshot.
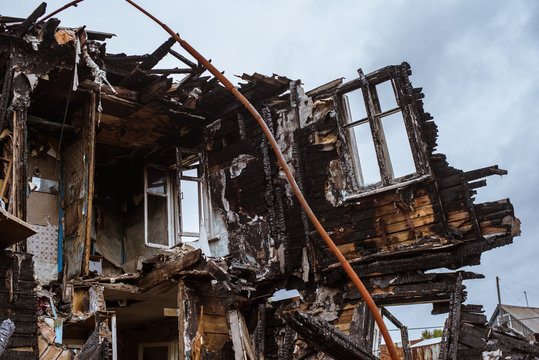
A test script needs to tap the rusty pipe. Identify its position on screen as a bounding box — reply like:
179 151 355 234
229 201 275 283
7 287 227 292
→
123 1 400 359
36 0 85 25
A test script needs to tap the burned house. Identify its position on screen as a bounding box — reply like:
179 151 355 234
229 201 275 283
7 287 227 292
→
0 3 524 360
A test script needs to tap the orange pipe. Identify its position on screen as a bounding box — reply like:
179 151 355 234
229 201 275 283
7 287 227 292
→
36 0 85 25
123 2 400 358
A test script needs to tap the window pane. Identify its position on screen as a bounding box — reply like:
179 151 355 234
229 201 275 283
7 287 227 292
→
147 167 167 194
180 235 199 243
344 90 367 123
181 179 200 234
182 161 199 178
351 123 381 186
381 112 416 179
147 194 169 246
376 81 398 112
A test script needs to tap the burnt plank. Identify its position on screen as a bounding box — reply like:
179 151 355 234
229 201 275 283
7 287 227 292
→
15 2 46 37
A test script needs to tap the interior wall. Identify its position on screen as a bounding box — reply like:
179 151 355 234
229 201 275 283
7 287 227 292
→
26 150 60 284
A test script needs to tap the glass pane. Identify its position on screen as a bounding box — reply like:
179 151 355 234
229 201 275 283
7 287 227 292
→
180 235 198 243
147 195 169 246
180 179 200 234
182 161 199 178
147 167 167 194
344 90 367 123
351 123 381 186
376 81 398 112
381 112 416 178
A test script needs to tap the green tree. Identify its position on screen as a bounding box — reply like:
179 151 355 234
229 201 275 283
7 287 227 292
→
421 329 443 339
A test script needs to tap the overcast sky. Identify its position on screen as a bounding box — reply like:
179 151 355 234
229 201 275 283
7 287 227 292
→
4 0 538 342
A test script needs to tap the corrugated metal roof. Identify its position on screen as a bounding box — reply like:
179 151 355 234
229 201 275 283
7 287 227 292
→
501 305 539 333
410 337 442 348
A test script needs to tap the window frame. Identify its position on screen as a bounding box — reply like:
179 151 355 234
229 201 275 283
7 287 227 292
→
144 164 176 249
143 148 211 249
335 67 431 199
175 148 210 244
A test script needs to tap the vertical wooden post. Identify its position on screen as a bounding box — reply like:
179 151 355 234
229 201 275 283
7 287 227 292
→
83 92 96 276
12 109 28 252
178 280 197 360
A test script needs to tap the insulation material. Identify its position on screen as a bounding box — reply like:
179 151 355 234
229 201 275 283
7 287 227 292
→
26 223 58 284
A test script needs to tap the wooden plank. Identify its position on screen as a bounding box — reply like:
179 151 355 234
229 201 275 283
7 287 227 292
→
138 249 201 291
83 93 96 276
0 207 36 247
227 310 245 360
15 2 46 37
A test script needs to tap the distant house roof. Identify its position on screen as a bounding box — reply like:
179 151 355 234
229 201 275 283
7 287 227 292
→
489 304 539 334
410 337 442 348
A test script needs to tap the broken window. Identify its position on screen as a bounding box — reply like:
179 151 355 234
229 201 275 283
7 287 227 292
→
144 151 209 248
176 152 206 243
339 69 429 192
144 165 175 248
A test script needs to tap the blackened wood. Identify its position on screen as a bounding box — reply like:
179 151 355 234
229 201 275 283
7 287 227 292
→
143 68 192 75
283 311 377 360
138 249 201 291
0 57 13 130
104 54 151 62
38 18 60 44
349 302 375 350
464 165 507 181
277 326 295 360
15 2 46 37
178 280 197 360
139 37 175 70
82 93 96 276
168 49 197 69
77 328 100 360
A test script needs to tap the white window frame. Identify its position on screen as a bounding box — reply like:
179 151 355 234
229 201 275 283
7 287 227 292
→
144 164 176 248
175 150 211 243
143 149 211 249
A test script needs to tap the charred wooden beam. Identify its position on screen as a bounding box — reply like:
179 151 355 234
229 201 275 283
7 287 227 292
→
178 280 197 360
15 2 46 38
282 311 377 360
38 17 61 44
82 93 97 277
468 179 487 189
464 165 507 181
349 302 375 351
0 16 26 24
104 54 151 62
138 249 202 291
78 79 139 102
138 75 173 103
119 38 175 89
139 37 176 70
143 68 192 75
27 115 74 133
0 57 13 129
168 49 197 69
